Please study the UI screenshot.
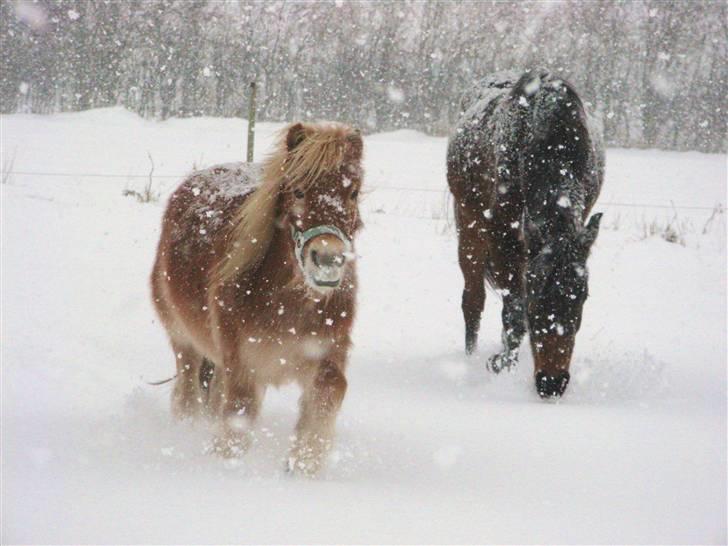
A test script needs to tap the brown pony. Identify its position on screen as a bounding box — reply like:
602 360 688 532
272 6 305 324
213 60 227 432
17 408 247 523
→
447 69 604 398
151 122 363 475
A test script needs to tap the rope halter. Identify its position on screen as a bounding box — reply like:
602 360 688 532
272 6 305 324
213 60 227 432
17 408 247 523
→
290 224 352 273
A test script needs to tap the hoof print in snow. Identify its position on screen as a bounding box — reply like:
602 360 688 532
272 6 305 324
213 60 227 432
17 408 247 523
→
486 351 518 374
536 371 570 398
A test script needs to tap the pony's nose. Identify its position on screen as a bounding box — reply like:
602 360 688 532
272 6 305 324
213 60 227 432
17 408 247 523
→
307 235 347 268
311 249 345 268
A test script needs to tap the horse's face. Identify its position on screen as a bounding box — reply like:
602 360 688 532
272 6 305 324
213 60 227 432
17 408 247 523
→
525 214 602 387
280 124 363 293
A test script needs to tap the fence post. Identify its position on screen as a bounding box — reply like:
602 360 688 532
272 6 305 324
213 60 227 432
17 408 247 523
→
247 81 257 163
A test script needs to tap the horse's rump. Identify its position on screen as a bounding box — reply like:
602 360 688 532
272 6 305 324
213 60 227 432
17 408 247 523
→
449 69 603 223
151 162 261 344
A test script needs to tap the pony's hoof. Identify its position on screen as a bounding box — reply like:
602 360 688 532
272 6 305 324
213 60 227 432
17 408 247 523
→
285 437 330 478
536 371 570 398
285 452 324 478
285 457 320 478
208 431 253 458
487 351 518 373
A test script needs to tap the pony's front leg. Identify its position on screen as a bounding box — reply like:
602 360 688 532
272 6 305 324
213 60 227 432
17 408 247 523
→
210 362 263 458
287 360 347 477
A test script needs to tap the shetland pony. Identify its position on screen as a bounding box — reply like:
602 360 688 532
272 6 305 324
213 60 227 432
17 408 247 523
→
447 69 604 398
151 122 363 475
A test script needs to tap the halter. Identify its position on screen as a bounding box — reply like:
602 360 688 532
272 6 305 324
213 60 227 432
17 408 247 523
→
290 224 352 271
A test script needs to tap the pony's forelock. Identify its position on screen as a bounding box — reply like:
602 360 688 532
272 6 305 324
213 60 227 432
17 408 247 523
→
211 122 361 286
270 122 361 193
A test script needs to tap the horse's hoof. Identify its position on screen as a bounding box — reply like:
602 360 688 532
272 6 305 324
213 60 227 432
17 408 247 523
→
487 351 518 373
536 371 570 398
465 335 477 355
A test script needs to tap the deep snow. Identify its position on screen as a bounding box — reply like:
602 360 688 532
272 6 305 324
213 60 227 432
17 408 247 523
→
1 108 726 544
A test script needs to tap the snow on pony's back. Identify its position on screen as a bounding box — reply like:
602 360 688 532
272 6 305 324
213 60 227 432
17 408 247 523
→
178 162 261 239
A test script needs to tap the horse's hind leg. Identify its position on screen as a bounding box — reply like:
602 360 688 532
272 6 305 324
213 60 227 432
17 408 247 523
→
457 211 487 354
170 340 204 419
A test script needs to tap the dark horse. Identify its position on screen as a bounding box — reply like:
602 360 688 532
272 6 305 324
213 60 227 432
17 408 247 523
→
447 69 604 398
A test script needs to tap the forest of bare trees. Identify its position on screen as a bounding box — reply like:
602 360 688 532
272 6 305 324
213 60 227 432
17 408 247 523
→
1 0 726 152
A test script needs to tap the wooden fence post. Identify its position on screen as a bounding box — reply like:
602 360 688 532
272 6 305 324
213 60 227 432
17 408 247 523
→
247 81 257 163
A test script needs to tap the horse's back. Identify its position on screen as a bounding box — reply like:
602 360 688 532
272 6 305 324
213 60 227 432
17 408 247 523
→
448 69 604 212
447 70 521 204
458 70 522 117
151 162 261 344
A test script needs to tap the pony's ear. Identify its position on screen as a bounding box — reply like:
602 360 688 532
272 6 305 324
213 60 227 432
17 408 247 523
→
286 123 307 151
580 212 603 251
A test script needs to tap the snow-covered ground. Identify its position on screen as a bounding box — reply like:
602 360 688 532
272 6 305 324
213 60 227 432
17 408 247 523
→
2 108 726 544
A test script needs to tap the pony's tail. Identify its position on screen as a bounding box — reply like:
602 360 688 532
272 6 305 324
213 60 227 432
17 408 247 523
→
146 374 176 386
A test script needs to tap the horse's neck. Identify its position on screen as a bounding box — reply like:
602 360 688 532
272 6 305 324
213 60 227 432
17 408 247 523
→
526 192 583 250
525 175 585 222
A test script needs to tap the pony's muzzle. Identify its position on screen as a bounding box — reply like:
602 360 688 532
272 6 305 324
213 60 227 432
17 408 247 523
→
311 249 345 268
305 234 348 288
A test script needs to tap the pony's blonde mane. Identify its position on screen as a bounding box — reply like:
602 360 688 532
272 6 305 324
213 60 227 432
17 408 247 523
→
211 122 359 286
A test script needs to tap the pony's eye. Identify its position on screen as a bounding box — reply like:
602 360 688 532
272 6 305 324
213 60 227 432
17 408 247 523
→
294 189 305 199
350 189 359 200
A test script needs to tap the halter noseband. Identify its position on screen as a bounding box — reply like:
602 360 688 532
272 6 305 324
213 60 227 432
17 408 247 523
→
290 224 352 270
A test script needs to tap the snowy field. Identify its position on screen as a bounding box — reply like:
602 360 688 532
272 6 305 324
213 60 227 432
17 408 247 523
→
1 108 726 544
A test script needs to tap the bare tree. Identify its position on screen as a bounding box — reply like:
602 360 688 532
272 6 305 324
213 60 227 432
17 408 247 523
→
1 0 725 152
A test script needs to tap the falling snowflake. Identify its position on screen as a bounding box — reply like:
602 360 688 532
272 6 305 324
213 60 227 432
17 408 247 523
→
387 85 405 104
557 195 571 208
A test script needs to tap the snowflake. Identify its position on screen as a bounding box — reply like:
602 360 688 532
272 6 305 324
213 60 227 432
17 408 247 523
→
557 195 571 208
